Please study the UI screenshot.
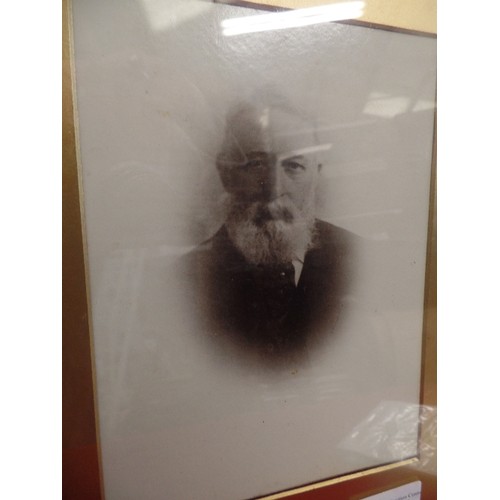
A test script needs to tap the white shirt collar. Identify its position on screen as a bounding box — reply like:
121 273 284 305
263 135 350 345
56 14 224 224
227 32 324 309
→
291 248 306 285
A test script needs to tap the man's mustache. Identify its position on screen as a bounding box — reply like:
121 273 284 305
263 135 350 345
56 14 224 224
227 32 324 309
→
253 201 295 226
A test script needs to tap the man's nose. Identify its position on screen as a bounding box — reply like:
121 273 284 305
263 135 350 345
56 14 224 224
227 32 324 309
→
260 157 283 201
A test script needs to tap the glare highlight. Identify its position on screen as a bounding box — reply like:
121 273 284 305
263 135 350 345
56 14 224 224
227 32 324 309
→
221 2 365 36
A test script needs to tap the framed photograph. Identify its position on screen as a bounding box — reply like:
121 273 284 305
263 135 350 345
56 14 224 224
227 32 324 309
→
63 0 436 498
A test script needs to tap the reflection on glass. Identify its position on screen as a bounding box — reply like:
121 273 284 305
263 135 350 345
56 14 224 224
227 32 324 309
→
363 91 436 118
221 2 365 36
140 0 212 32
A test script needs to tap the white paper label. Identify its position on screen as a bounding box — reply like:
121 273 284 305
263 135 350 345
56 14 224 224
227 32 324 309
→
363 480 422 500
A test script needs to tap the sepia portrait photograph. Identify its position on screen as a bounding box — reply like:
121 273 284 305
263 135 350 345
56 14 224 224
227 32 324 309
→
69 0 436 498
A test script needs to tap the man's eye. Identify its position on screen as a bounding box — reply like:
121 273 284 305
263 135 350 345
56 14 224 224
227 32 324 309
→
244 159 265 169
283 161 305 172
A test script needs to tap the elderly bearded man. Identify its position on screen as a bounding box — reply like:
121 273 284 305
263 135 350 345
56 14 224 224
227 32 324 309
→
181 102 357 364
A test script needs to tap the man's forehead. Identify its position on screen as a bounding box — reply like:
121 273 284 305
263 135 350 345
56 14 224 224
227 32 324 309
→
222 105 319 156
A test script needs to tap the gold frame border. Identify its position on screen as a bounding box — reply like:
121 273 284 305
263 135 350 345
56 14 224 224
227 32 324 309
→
63 0 104 498
259 458 418 499
62 2 437 498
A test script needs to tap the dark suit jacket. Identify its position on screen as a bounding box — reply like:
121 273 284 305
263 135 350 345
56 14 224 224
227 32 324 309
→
180 220 357 363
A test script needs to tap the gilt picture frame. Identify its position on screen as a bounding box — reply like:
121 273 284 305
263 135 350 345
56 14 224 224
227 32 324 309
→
63 1 436 498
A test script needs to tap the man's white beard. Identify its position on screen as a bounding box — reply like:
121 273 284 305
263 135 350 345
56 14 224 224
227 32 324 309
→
226 197 316 266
